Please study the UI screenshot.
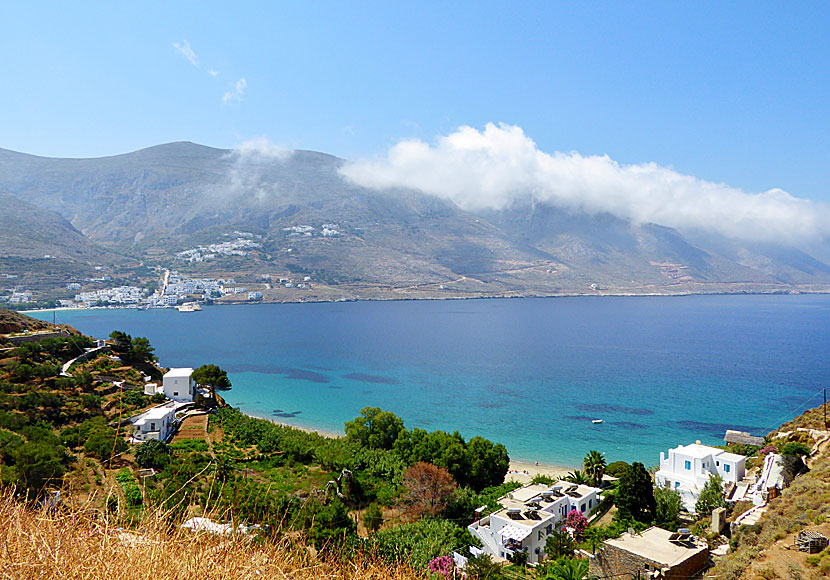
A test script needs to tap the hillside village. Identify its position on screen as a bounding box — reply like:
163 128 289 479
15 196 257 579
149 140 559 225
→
1 308 829 579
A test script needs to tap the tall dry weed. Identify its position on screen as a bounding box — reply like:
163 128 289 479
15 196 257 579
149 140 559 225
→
0 490 419 580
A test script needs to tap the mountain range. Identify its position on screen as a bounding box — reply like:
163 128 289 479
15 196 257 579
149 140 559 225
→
1 141 829 300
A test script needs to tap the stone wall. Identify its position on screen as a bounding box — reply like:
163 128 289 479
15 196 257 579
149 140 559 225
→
589 542 709 580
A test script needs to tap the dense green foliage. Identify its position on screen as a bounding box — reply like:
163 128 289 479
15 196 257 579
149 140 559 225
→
695 474 727 517
108 330 156 364
653 483 682 531
370 518 477 571
192 364 232 392
134 439 169 469
345 406 509 491
614 462 655 524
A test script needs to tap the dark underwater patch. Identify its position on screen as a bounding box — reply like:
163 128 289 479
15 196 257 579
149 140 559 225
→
610 421 649 430
577 403 655 416
272 409 302 419
343 373 399 384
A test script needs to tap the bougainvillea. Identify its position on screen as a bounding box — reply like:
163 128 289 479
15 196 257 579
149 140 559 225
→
427 555 454 578
565 509 588 536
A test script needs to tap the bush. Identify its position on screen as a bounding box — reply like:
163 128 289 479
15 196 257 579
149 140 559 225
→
605 460 631 477
83 426 127 463
135 439 169 469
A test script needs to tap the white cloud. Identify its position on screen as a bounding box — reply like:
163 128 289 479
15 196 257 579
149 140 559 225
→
340 123 829 245
173 40 199 67
229 136 291 161
222 77 247 104
208 69 219 77
208 137 293 204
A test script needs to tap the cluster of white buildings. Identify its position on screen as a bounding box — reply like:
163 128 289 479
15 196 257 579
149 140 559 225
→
176 237 261 263
468 481 603 564
74 286 147 307
283 223 341 237
131 368 199 443
5 290 33 304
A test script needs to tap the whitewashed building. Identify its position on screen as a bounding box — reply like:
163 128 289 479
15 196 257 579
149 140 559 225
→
468 481 603 564
655 443 746 512
132 404 177 442
163 368 195 402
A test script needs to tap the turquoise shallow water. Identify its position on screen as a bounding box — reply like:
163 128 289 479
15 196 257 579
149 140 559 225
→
32 295 830 468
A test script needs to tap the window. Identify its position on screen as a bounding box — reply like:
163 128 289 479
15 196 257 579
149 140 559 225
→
716 461 720 466
724 464 730 473
150 422 156 431
580 504 586 512
685 460 691 470
173 391 179 397
675 481 680 488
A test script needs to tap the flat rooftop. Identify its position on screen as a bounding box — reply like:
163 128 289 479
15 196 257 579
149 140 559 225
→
604 526 707 566
491 480 602 527
164 367 193 378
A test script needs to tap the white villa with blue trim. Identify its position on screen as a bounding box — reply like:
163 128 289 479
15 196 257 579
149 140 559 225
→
468 480 602 564
654 442 746 513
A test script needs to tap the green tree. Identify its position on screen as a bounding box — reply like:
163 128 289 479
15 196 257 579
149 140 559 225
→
363 502 383 533
605 460 630 478
2 440 68 497
465 436 510 492
615 462 655 524
695 474 726 517
128 336 156 364
134 439 169 469
83 426 127 464
565 470 590 485
583 450 607 487
465 554 505 580
545 529 576 559
538 557 596 580
192 364 232 400
345 407 405 450
654 483 682 531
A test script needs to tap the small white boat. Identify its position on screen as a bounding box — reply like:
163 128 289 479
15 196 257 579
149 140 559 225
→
591 419 604 424
177 302 202 312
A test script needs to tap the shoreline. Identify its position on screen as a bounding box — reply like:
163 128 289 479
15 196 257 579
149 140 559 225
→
243 408 577 480
18 287 830 315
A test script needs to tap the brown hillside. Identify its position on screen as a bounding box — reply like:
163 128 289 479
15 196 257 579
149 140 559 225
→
0 308 52 335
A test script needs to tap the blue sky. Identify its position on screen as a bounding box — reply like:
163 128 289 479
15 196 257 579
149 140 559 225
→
1 2 827 202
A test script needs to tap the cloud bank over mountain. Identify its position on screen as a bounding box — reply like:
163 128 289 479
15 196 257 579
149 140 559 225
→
340 123 828 245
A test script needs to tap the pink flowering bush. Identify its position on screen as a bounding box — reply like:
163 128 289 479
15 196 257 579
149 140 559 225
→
759 445 777 457
566 509 588 537
427 556 454 578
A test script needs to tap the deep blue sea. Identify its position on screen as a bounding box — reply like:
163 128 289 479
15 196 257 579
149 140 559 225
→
31 295 830 468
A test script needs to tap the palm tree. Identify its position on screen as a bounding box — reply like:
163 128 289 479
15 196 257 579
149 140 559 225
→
565 470 589 485
539 558 597 580
583 450 607 487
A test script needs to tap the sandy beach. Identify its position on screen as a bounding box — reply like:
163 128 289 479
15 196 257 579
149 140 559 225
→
506 460 574 484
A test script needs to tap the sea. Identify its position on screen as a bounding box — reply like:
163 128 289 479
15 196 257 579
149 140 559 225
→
30 294 830 468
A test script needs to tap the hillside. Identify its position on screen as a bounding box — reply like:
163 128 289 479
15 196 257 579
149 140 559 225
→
1 142 830 300
0 308 54 335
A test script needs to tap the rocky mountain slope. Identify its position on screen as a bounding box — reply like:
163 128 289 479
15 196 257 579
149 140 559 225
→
1 142 828 298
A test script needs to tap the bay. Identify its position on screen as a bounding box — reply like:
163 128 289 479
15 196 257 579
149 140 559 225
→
31 294 830 468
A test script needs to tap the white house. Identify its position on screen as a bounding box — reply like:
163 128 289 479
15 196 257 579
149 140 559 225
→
654 443 746 512
468 481 603 564
163 368 195 402
132 404 177 442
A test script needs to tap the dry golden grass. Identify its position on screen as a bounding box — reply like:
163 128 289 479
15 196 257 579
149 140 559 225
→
0 491 420 580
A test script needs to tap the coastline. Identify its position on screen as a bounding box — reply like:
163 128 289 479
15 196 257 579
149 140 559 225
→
244 410 344 440
244 407 576 480
18 284 830 315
